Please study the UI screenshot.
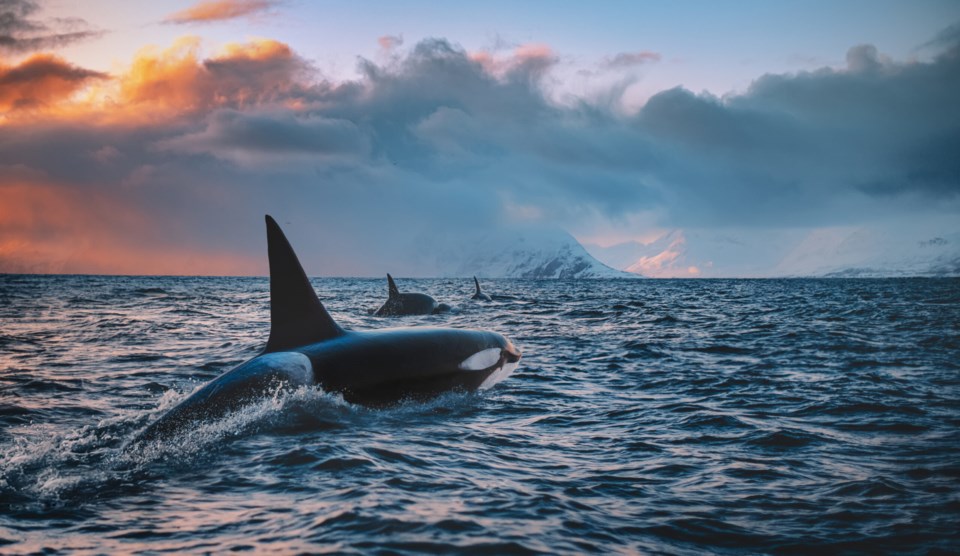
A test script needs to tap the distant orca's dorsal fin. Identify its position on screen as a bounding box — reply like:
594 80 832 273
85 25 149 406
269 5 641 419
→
387 274 400 298
263 215 343 353
474 276 483 295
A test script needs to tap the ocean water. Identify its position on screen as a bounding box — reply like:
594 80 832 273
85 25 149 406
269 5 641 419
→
1 275 958 554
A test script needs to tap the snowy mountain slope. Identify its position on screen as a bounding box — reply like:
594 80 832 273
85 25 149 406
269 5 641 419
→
415 226 638 279
584 224 960 278
774 229 960 277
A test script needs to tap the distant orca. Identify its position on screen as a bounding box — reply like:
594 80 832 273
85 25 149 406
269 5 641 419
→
472 277 492 301
374 274 451 316
134 216 521 443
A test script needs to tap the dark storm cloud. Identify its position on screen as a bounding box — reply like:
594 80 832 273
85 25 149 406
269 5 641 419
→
620 30 960 226
0 0 102 54
160 109 370 160
0 54 106 110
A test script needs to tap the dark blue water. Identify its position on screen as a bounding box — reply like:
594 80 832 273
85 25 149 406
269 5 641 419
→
1 276 958 554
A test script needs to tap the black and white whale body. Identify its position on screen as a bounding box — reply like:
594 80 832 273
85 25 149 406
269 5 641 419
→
471 277 492 301
134 216 521 443
374 274 451 316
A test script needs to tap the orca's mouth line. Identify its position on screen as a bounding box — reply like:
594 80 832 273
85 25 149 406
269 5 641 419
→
484 348 523 374
458 345 523 373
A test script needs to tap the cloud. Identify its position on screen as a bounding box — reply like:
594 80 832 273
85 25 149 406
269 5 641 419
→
0 0 102 54
378 34 403 50
159 109 370 165
603 51 661 69
467 42 559 80
164 0 278 24
0 53 106 111
920 20 960 53
844 44 890 73
1 34 958 275
111 36 315 119
624 231 686 276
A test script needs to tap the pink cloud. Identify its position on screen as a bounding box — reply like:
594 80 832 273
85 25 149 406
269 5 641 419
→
468 43 558 79
514 43 554 62
625 232 704 278
164 0 277 24
378 35 404 50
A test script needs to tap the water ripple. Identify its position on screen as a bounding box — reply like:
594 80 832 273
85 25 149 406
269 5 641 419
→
1 275 958 553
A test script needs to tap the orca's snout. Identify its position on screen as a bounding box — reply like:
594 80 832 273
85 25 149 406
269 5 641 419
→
502 340 522 363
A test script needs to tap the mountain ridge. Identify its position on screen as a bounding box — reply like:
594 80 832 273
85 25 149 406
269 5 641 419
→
414 226 639 279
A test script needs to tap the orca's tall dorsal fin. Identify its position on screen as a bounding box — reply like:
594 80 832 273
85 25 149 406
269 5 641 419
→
263 215 343 353
474 276 483 295
387 274 400 298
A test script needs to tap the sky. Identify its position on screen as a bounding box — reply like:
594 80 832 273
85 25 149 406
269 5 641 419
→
1 0 958 276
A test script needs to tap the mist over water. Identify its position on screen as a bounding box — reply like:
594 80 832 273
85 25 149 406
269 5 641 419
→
1 275 958 553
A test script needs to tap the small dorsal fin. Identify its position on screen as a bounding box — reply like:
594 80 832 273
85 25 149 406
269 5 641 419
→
263 215 343 353
387 273 400 298
474 276 482 295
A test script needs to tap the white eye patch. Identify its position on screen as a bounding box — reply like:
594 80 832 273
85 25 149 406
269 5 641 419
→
458 348 502 371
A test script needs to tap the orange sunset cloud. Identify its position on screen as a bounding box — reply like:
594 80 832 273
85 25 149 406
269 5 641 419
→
118 37 308 117
164 0 277 24
0 36 314 125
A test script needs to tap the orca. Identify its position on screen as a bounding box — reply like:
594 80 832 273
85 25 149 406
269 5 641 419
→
134 216 521 443
471 276 492 302
374 274 451 316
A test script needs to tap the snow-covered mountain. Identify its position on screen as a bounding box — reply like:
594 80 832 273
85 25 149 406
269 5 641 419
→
415 226 637 279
